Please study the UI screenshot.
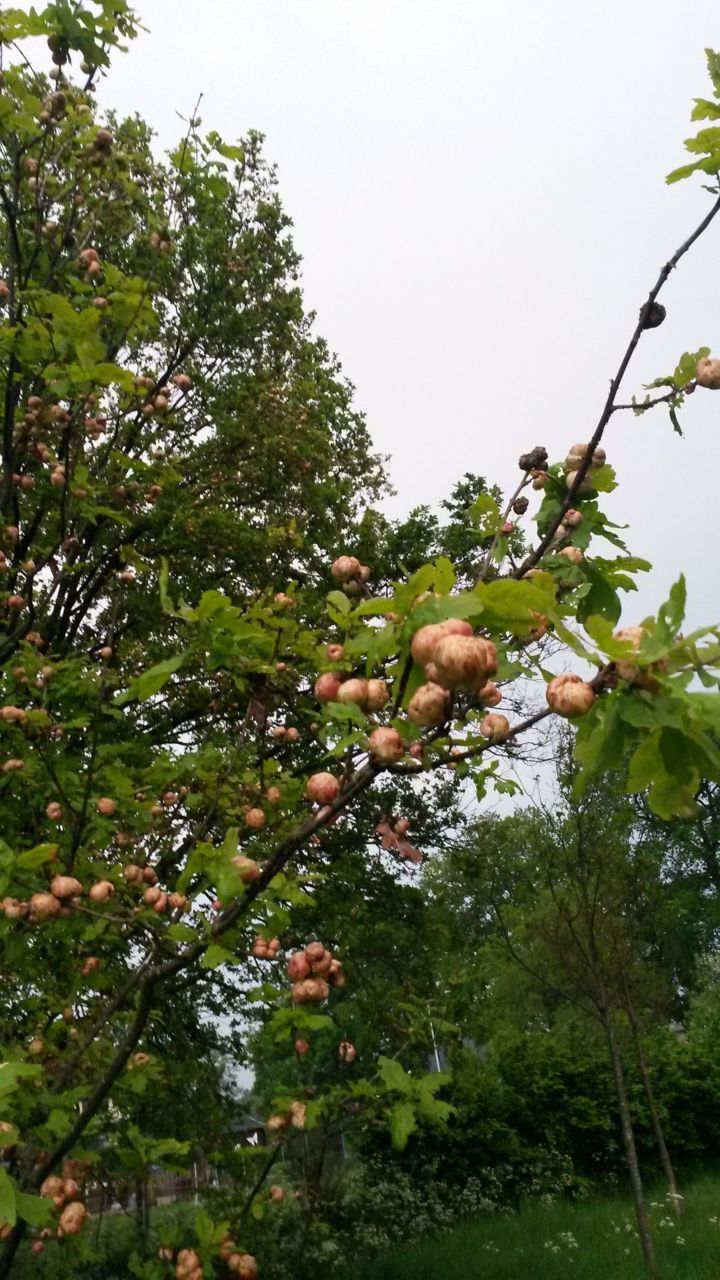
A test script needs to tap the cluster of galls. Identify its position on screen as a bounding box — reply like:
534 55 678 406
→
11 391 79 496
314 645 407 764
149 228 173 254
77 247 104 287
159 1243 256 1279
550 506 584 567
135 373 171 418
217 1240 259 1277
612 624 667 692
518 445 548 473
269 724 300 745
518 444 550 489
251 935 281 959
287 941 345 1003
81 126 115 169
315 667 389 713
141 884 188 915
266 1100 307 1133
0 680 68 771
407 620 507 739
2 855 117 927
3 1159 90 1252
123 861 188 916
1 784 192 922
545 623 666 719
563 441 606 493
331 554 371 596
46 33 71 66
7 654 71 691
38 1166 89 1241
39 89 69 129
312 670 404 757
82 394 108 441
158 1246 202 1280
243 786 282 831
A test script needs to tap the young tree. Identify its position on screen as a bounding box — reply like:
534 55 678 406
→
456 776 684 1272
2 5 720 1276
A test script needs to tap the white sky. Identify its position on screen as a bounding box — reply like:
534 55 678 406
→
99 0 720 633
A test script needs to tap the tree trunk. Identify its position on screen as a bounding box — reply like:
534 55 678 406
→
604 1015 658 1278
143 1176 151 1235
134 1177 150 1244
624 990 681 1216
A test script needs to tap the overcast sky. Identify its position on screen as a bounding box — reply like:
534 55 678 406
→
99 0 720 632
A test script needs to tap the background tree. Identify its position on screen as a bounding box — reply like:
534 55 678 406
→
429 747 703 1276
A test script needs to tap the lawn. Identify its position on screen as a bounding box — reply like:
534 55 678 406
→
358 1174 720 1279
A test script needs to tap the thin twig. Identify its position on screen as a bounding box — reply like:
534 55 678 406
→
515 191 720 579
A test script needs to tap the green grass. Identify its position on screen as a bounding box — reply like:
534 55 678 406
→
358 1174 720 1279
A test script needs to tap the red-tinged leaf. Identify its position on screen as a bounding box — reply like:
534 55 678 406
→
375 821 422 863
396 837 423 864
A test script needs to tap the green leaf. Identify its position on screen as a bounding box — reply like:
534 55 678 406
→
0 1168 16 1227
169 143 195 174
0 1062 41 1097
574 696 626 781
16 843 58 869
686 692 720 733
626 732 663 793
327 590 351 616
434 556 456 594
356 596 394 617
666 161 704 185
684 125 720 153
15 1191 51 1228
200 943 240 971
576 565 621 626
393 564 437 615
691 98 720 121
477 578 556 632
550 617 595 662
406 591 484 634
118 654 187 704
166 923 197 943
214 141 245 162
196 591 232 620
590 464 617 494
706 48 720 97
364 622 400 676
389 1101 416 1150
159 557 178 616
659 575 686 635
378 1055 413 1094
673 349 709 387
583 613 622 654
194 1206 230 1254
323 700 368 729
667 155 720 184
468 492 501 535
618 695 670 729
625 728 703 818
